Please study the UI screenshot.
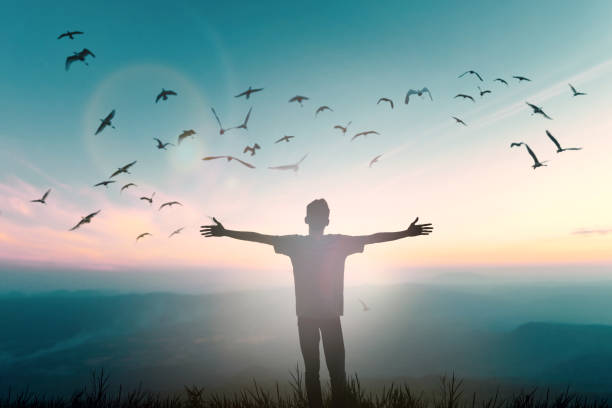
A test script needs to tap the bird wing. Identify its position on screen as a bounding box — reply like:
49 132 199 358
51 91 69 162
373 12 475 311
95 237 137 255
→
369 154 382 167
211 108 223 128
124 160 137 170
545 131 562 150
274 137 286 143
234 90 248 98
569 84 577 94
95 121 106 135
82 48 95 58
268 164 294 170
166 90 177 96
296 154 308 165
524 144 540 164
84 210 100 221
458 71 469 78
243 146 250 153
42 189 51 200
106 110 115 121
242 107 252 126
110 169 122 178
421 87 433 100
333 125 345 131
58 32 68 39
232 157 256 168
525 102 537 111
358 299 369 309
510 142 523 148
65 55 78 70
405 89 419 104
202 156 226 161
159 202 170 210
474 72 483 81
155 92 162 102
72 31 84 35
540 111 552 120
69 219 84 231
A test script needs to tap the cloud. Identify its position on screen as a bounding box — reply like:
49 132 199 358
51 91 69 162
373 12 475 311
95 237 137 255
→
572 228 612 236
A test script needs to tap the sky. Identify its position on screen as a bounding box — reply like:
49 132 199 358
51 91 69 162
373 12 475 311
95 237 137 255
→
1 0 612 291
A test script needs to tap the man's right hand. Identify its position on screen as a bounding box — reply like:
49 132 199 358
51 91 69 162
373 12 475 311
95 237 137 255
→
200 217 226 237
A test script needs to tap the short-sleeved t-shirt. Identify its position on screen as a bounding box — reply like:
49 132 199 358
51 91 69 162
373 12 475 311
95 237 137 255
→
273 234 364 318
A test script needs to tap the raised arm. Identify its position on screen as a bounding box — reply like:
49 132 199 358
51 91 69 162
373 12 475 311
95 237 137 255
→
353 217 433 246
200 217 280 246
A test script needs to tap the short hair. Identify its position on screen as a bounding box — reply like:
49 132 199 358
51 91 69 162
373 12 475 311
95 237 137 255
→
306 198 330 219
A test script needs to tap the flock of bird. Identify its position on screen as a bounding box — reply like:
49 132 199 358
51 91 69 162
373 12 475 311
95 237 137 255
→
453 70 585 169
27 31 588 240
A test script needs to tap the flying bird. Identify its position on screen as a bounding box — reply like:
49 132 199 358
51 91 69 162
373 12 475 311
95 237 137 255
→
452 116 467 126
202 156 255 168
95 110 115 135
243 143 261 156
153 138 174 150
289 95 309 106
65 48 95 71
315 106 333 116
268 154 308 172
358 299 371 312
275 135 295 143
69 210 100 231
569 84 586 97
526 102 552 120
377 98 394 109
211 108 227 135
155 89 177 103
136 232 152 241
454 94 475 102
513 75 531 82
545 130 582 153
478 86 491 97
229 108 252 131
140 192 155 205
120 183 137 193
57 30 84 40
94 180 115 188
494 78 508 86
333 122 352 134
405 87 433 104
511 142 547 169
351 130 380 141
178 129 196 145
168 227 185 238
159 201 183 211
235 86 263 99
458 70 483 81
369 154 383 168
110 161 137 178
30 189 51 204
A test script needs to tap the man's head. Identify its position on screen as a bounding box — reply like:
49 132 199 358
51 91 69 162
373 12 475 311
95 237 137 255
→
305 198 329 234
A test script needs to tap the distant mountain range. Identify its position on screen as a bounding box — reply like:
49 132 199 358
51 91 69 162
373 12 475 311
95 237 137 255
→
2 283 612 396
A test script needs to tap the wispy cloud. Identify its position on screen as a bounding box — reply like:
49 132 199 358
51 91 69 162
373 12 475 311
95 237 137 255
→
572 228 612 236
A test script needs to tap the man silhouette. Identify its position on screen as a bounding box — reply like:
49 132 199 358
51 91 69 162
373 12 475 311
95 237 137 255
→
200 199 433 408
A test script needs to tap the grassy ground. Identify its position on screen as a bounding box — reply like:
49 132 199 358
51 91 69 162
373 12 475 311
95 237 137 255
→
1 369 609 408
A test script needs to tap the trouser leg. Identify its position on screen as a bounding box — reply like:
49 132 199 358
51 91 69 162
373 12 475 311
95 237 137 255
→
321 317 346 408
297 317 323 408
